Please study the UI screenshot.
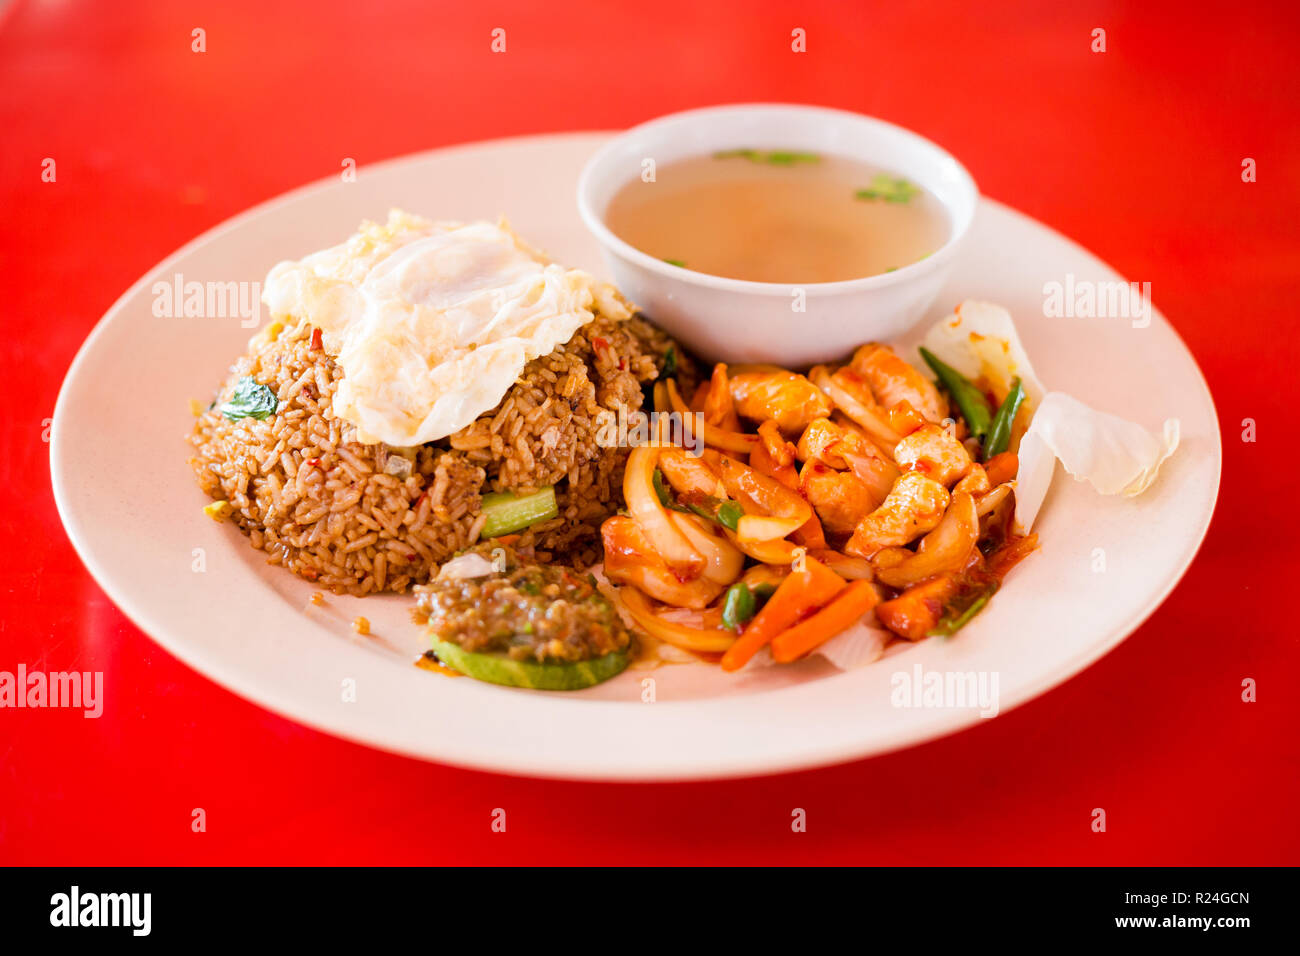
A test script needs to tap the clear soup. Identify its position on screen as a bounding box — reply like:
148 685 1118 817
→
605 150 950 284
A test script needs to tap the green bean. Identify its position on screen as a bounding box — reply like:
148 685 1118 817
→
687 496 743 531
652 468 673 507
716 500 743 531
721 583 756 632
918 347 993 441
984 378 1025 461
927 581 1000 638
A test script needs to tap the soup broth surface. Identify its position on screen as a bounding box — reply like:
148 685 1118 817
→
605 151 949 283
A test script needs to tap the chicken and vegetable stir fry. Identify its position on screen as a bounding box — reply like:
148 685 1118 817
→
599 340 1039 670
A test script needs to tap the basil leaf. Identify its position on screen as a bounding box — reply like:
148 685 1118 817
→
220 376 278 421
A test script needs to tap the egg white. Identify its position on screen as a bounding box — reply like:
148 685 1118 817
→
261 210 629 446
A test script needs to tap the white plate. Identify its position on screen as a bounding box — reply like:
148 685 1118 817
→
51 133 1220 780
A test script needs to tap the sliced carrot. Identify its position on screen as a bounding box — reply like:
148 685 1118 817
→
789 507 828 549
986 532 1038 577
689 380 710 413
667 379 758 454
807 548 873 580
756 420 796 467
720 556 846 671
874 576 960 640
984 451 1019 486
770 580 881 662
703 363 741 430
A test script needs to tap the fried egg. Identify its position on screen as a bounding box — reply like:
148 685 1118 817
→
261 210 629 446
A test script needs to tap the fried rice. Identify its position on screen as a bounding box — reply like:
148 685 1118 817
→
188 304 686 595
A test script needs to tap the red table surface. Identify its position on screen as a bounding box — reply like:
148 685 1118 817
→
2 0 1297 866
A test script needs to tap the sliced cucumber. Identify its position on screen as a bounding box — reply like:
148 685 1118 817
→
479 486 558 538
426 633 629 691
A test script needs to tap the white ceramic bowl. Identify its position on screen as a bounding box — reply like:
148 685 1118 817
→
577 103 978 365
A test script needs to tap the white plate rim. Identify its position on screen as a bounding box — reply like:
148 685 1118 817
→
50 131 1222 781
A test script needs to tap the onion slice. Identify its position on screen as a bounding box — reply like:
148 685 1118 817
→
706 451 812 542
723 529 800 564
618 586 737 653
668 512 745 586
624 443 703 576
873 492 979 588
807 549 876 581
666 379 758 454
809 365 902 454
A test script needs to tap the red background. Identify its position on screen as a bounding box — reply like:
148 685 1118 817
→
2 0 1297 864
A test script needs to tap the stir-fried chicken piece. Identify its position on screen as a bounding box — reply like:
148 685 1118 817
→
849 343 949 424
893 423 973 487
729 369 832 435
844 472 950 556
952 462 991 496
871 492 980 588
657 447 727 501
796 416 899 500
798 460 882 534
